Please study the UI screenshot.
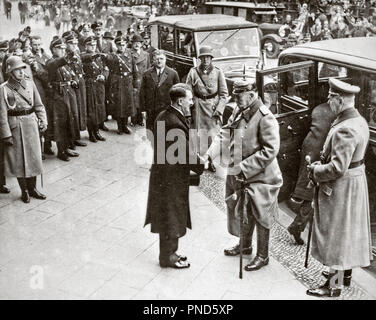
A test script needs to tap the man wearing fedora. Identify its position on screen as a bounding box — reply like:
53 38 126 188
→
131 33 150 127
203 79 282 272
186 45 228 157
306 78 372 298
0 56 47 203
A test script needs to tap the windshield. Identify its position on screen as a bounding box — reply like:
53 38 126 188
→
196 28 260 59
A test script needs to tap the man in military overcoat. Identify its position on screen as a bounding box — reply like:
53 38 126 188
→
0 56 47 203
102 36 137 135
204 80 282 272
306 78 373 298
131 33 150 127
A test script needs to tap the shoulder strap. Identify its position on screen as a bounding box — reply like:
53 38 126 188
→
194 67 209 90
259 105 270 116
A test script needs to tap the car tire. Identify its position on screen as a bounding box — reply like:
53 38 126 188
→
264 39 280 59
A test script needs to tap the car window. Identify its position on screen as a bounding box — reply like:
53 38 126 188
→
176 30 195 57
367 76 376 130
318 62 347 79
196 28 259 58
159 26 174 53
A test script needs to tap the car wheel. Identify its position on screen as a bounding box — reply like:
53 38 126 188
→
264 40 280 59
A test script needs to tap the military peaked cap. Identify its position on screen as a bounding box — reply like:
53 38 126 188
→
329 78 360 95
232 79 256 94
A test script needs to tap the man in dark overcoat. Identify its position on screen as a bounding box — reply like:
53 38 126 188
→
64 32 88 149
0 56 47 203
286 102 336 245
131 33 150 127
140 50 179 143
46 38 80 161
81 36 107 143
102 36 137 135
145 84 203 268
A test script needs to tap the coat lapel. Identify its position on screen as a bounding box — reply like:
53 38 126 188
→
158 69 168 86
151 68 159 85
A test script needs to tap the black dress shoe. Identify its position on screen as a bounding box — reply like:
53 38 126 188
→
244 255 269 271
44 147 54 155
322 271 352 287
117 130 124 135
89 134 97 143
123 126 131 134
57 152 70 161
0 185 10 194
65 149 79 157
287 225 304 245
21 191 30 203
99 123 109 131
224 244 252 256
29 188 46 200
74 140 87 147
306 285 341 297
68 144 76 150
94 131 106 141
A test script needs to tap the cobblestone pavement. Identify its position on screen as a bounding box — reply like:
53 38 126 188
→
0 122 374 300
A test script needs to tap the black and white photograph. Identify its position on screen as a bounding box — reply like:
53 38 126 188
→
0 0 375 303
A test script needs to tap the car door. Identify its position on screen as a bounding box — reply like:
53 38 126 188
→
158 25 176 70
256 60 316 200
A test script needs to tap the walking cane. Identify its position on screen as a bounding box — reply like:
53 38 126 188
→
39 123 44 189
236 177 246 279
304 155 315 268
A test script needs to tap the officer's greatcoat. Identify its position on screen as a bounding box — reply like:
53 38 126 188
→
311 108 373 269
0 78 47 177
82 53 107 126
104 50 137 119
46 57 80 143
207 98 283 232
186 64 228 154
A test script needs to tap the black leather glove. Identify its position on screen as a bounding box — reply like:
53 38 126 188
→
3 136 13 146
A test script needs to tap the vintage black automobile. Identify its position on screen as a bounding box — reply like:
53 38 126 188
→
204 1 302 59
148 14 263 92
255 37 376 251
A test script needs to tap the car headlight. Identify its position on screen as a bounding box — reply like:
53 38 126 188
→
278 26 286 38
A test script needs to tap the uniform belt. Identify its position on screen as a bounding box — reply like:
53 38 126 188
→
195 92 218 100
51 81 72 87
8 108 34 116
349 159 364 169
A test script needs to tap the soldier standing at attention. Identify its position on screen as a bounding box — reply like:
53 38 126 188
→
186 46 228 158
203 80 282 272
64 32 88 149
131 33 150 127
103 36 137 135
46 38 80 161
81 36 107 143
0 56 47 203
306 78 372 298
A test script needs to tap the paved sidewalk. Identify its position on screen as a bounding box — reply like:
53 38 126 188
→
0 122 374 300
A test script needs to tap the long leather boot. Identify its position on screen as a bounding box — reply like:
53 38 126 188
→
224 216 255 256
17 178 30 203
117 118 123 135
244 224 270 271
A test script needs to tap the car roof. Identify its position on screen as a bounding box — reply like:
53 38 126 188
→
206 1 282 10
148 14 257 31
279 37 376 72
